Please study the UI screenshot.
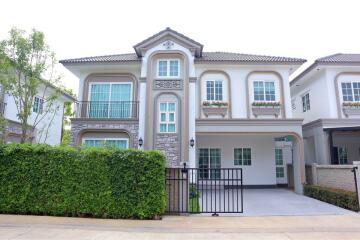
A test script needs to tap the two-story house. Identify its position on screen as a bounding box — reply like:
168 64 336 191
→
291 54 360 166
60 28 306 193
1 82 75 145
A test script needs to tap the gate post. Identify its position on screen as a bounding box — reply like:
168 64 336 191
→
352 161 360 211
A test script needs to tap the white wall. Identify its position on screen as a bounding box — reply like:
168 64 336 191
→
3 84 70 145
196 135 278 186
291 70 333 124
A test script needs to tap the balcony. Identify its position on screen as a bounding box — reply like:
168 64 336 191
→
74 101 139 119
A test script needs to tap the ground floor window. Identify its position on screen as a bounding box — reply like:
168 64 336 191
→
198 148 221 179
83 138 128 149
234 148 252 166
338 147 348 164
275 148 284 178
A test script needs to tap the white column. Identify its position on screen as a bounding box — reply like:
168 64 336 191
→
188 81 196 168
293 137 305 194
138 81 146 149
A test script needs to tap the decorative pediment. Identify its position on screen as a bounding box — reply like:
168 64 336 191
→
133 27 203 57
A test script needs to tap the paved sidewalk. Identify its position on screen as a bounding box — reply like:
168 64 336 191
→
1 214 360 239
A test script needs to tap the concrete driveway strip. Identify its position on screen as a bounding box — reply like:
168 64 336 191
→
1 214 360 240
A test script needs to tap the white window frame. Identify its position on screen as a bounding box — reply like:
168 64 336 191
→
156 59 180 78
159 102 176 133
82 137 129 149
253 80 276 102
88 82 133 118
338 146 348 164
206 80 223 101
341 81 360 102
233 148 252 166
33 96 44 114
302 92 310 112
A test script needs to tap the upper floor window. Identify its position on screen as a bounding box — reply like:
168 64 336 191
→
342 82 360 102
157 59 180 78
33 96 44 114
206 80 223 101
253 81 275 101
159 102 176 133
89 83 132 118
302 93 310 112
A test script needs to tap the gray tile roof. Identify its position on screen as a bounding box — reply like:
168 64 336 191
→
316 53 360 63
133 27 203 50
59 53 141 64
60 52 305 64
195 52 306 63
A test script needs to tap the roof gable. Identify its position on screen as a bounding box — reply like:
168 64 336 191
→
133 27 203 57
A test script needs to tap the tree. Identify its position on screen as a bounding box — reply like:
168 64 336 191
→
0 27 62 143
61 89 75 146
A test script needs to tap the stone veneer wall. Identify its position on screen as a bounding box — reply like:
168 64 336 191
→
306 164 356 192
70 120 139 148
155 134 180 167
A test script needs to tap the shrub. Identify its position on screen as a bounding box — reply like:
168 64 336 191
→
0 144 166 219
304 184 359 211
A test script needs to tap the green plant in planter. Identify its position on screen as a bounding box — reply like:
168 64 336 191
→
343 102 360 108
202 100 229 107
252 101 281 107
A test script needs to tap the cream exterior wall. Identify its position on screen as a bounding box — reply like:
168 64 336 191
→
195 66 293 119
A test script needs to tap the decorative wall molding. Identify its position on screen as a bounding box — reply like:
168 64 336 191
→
153 79 183 90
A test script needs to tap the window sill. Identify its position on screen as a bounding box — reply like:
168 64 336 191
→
342 106 360 117
252 105 281 118
202 105 228 117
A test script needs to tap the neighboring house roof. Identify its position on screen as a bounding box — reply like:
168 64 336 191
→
291 53 360 86
60 52 305 64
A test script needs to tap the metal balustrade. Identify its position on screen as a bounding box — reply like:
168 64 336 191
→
74 101 139 119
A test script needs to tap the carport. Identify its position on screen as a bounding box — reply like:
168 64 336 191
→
198 188 354 216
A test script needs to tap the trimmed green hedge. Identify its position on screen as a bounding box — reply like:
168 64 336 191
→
304 184 359 211
0 144 166 219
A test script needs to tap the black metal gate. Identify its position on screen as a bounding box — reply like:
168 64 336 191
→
165 165 243 215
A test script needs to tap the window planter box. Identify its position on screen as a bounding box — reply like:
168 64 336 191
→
252 105 281 118
342 106 360 117
202 105 228 117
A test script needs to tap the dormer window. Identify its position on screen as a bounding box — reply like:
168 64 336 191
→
157 59 179 78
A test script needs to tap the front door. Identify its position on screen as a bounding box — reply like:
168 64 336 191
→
275 148 287 184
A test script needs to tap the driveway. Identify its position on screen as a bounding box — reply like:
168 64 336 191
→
199 188 355 216
1 214 360 240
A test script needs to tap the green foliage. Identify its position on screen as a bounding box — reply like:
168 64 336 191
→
189 185 200 213
0 27 62 143
304 184 359 211
0 144 166 219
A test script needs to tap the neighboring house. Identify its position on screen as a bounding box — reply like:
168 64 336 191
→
60 28 306 193
0 82 75 145
291 54 360 166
